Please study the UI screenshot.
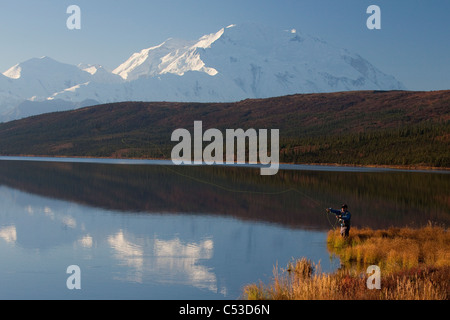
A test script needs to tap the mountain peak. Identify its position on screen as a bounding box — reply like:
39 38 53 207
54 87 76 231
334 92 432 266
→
78 63 109 75
3 64 22 79
1 24 406 122
4 56 78 78
112 37 197 80
3 57 55 79
193 27 225 49
111 29 226 81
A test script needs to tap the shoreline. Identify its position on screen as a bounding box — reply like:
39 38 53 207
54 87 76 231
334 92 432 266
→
0 154 449 172
285 162 450 172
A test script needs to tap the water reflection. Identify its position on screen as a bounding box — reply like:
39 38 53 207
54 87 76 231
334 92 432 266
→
0 159 448 229
0 183 332 299
78 235 93 248
0 159 448 299
105 231 218 292
108 231 145 283
152 237 217 292
0 225 16 243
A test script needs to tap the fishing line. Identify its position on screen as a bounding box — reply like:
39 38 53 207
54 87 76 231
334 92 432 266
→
325 211 338 231
165 162 338 230
122 134 335 225
122 135 330 200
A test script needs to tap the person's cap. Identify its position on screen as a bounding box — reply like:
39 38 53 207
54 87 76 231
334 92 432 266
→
341 204 348 209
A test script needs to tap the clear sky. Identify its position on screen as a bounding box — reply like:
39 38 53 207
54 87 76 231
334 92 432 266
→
0 0 449 91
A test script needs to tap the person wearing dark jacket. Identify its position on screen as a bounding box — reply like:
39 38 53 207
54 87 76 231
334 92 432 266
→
327 204 351 238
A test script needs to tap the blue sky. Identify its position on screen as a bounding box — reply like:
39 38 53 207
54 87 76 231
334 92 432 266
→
0 0 449 91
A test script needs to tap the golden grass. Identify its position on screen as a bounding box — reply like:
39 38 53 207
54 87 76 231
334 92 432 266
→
327 224 450 273
243 225 449 300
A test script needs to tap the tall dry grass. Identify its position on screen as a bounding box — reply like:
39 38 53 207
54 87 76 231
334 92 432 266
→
243 225 449 300
243 259 449 300
327 224 450 273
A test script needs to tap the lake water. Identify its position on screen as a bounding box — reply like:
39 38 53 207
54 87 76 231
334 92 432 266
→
0 158 448 300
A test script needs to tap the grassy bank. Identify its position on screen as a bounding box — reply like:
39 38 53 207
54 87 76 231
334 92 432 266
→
243 225 449 300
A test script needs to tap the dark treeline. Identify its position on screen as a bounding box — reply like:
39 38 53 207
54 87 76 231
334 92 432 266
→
280 121 450 167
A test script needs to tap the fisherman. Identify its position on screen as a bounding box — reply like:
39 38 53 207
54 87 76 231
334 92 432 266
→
326 204 351 238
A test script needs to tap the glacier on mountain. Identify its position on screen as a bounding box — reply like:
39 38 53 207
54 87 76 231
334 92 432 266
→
0 23 405 122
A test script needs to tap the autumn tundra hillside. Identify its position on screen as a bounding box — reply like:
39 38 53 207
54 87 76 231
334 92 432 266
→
0 90 449 168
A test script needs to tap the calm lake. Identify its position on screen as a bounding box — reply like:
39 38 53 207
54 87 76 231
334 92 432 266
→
0 157 448 300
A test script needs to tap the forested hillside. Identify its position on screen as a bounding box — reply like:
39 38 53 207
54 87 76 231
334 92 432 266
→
0 90 448 168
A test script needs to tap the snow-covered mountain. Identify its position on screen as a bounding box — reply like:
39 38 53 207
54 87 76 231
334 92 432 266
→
78 63 124 84
0 57 123 121
4 57 93 98
0 23 405 122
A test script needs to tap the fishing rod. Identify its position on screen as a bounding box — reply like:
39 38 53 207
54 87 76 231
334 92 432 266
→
324 208 339 230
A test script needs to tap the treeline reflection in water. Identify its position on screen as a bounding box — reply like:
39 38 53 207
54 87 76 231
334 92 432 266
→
0 159 448 230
